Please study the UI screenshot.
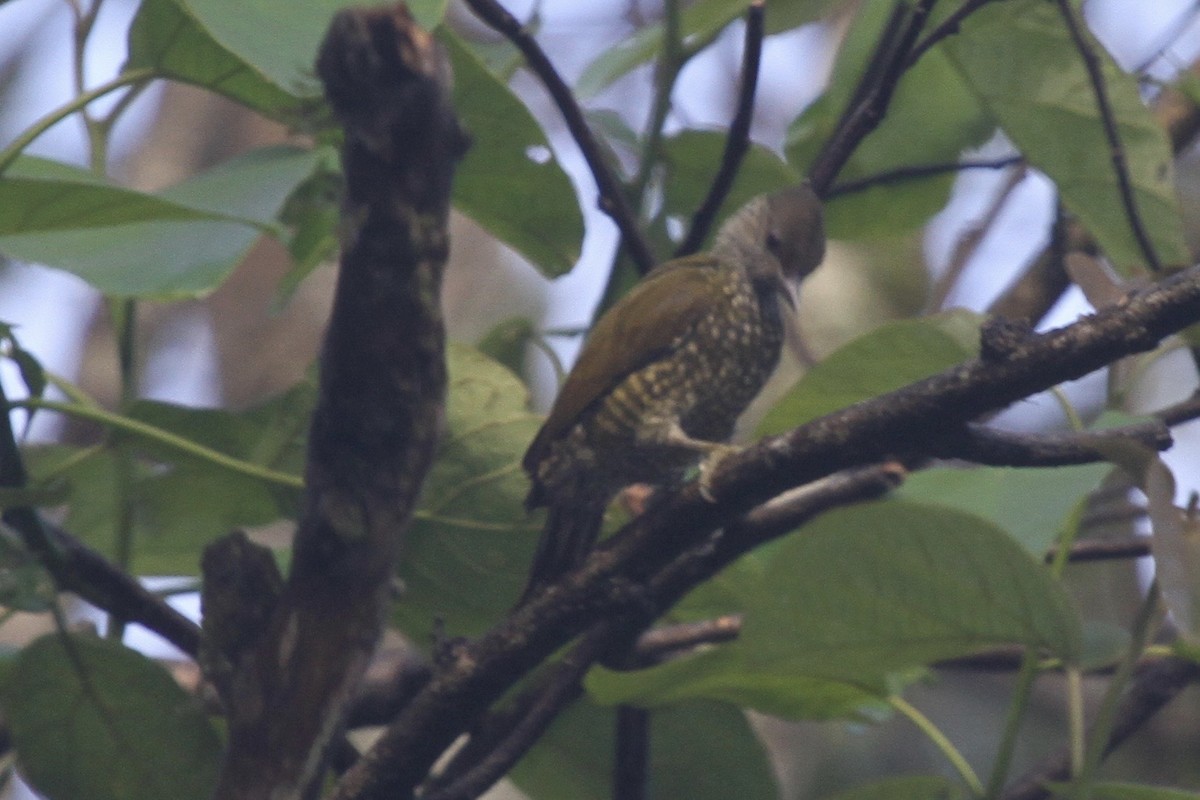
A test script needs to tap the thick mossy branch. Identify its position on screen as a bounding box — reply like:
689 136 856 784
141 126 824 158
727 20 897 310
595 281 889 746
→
205 6 466 798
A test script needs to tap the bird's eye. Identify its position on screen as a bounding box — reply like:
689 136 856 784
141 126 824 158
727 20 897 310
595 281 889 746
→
765 232 782 256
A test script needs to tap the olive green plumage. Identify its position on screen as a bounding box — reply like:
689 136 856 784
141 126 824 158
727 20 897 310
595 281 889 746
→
519 185 826 603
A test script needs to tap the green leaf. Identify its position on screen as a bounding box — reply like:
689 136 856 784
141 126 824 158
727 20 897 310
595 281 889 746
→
393 343 543 639
0 158 246 234
821 775 968 800
942 0 1187 273
441 30 582 276
0 146 324 298
578 0 836 98
747 500 1083 671
901 463 1111 554
758 311 981 436
787 4 993 240
4 634 221 800
590 500 1082 717
587 645 887 721
140 0 447 114
511 700 776 800
126 0 299 118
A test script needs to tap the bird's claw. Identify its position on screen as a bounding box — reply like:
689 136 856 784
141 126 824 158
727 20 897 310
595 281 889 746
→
698 444 740 502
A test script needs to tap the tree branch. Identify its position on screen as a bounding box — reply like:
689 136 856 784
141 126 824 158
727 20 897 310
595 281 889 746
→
0 382 202 658
675 1 765 257
827 156 1022 199
338 260 1200 798
461 0 656 273
929 419 1173 467
207 6 466 797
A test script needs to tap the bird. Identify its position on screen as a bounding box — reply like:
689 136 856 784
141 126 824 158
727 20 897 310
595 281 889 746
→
518 184 826 605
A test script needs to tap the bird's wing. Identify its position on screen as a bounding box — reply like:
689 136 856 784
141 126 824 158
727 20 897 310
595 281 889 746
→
523 254 723 473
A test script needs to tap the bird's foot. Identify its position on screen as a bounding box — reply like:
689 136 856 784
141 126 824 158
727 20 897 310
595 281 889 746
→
697 444 741 502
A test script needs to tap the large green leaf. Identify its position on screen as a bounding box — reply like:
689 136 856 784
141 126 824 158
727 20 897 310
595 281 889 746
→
126 0 299 118
441 30 582 276
511 699 776 800
758 311 981 436
393 343 543 639
128 0 449 118
942 0 1187 273
0 146 324 298
0 157 249 234
589 500 1081 716
787 4 993 240
4 634 221 800
902 463 1111 554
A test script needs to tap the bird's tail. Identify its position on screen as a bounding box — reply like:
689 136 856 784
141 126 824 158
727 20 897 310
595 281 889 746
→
516 497 606 607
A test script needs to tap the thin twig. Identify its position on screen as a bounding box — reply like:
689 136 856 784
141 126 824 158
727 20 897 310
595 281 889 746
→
632 614 743 665
461 0 656 273
827 155 1023 199
808 0 938 195
906 0 1005 68
676 2 765 256
1055 0 1163 272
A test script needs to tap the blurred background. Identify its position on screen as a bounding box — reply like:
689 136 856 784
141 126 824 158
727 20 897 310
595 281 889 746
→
1 0 1199 797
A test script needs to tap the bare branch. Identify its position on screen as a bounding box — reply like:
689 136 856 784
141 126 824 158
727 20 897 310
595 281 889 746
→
676 1 765 257
461 0 656 273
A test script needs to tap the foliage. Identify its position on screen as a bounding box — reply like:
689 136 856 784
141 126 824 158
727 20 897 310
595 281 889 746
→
0 0 1197 799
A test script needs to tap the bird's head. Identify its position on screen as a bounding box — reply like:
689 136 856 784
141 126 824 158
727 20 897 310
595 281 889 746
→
712 183 826 285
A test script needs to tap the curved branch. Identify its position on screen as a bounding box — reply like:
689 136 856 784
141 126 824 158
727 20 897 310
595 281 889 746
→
461 0 656 273
676 1 765 257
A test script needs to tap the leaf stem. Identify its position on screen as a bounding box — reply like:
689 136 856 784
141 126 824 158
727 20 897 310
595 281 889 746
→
984 651 1042 799
12 398 304 489
0 69 155 177
889 694 984 797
